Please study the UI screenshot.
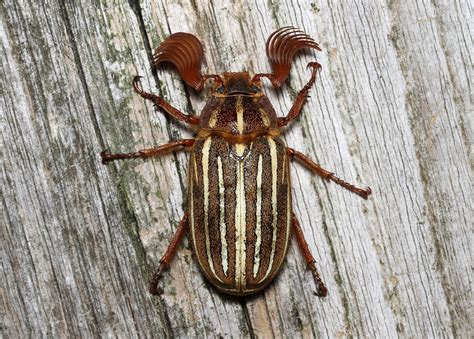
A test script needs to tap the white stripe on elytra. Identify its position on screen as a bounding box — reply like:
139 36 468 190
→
193 155 198 183
236 97 244 134
284 161 291 264
202 137 221 281
235 160 247 289
217 157 228 275
281 152 287 184
253 155 263 278
259 137 278 283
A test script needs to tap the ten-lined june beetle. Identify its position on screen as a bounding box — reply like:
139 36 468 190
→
101 27 371 297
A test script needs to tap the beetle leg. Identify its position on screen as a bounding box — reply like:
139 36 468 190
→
149 214 189 295
100 139 195 164
288 148 372 200
278 62 321 127
292 214 328 297
133 76 200 125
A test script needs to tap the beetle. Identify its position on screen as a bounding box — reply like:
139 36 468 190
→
101 27 371 297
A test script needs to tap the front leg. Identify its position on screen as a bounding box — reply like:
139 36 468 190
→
278 62 321 127
288 148 372 199
133 76 200 125
101 139 194 164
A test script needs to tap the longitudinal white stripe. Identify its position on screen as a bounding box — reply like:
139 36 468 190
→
235 161 246 288
259 137 278 283
240 162 247 287
193 155 198 183
253 155 263 277
284 161 291 260
236 97 244 134
217 157 228 275
202 138 221 281
281 152 287 184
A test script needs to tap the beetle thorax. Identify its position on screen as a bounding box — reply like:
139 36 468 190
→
199 72 279 142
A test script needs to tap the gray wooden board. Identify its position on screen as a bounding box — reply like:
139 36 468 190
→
1 0 472 337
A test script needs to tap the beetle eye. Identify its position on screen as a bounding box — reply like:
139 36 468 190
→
251 84 260 92
216 86 225 93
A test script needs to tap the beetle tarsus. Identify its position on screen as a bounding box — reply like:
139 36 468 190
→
100 150 131 164
310 264 328 297
307 61 322 71
100 151 111 164
100 150 142 163
132 75 156 101
328 174 372 200
149 263 167 295
356 187 372 200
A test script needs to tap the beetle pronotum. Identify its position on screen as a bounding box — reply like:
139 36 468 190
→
101 27 371 297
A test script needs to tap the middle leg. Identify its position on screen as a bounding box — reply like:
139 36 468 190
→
101 139 195 164
288 147 372 199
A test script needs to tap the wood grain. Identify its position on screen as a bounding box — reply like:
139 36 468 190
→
1 0 472 337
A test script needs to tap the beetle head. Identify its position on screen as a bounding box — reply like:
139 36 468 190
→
213 72 262 97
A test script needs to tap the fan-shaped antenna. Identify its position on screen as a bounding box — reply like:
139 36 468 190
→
252 27 321 87
153 33 221 90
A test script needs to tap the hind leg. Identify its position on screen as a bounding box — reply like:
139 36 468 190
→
149 214 189 295
292 213 328 297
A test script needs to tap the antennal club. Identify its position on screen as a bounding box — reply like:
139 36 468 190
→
153 32 222 90
252 27 321 87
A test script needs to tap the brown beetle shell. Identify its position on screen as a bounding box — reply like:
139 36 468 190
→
188 135 291 295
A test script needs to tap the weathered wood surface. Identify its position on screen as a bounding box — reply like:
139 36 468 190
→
1 0 472 337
